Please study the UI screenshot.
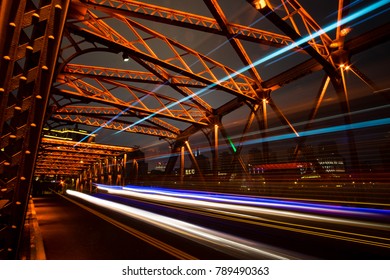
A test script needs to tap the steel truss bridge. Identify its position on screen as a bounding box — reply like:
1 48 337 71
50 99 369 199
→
0 0 389 259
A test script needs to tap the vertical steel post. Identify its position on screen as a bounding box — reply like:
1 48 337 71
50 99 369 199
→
123 153 127 185
213 124 219 178
180 145 185 184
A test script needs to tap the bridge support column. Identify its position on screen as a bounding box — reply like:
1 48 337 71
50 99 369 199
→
212 124 219 178
122 153 127 185
185 141 204 182
132 159 139 183
180 145 185 184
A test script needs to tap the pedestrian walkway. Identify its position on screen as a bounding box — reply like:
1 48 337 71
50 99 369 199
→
19 197 46 260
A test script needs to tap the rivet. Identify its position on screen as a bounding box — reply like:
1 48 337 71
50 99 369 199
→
35 95 42 99
3 56 11 60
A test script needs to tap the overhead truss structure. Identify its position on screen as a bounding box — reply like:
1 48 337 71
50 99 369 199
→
1 0 389 259
36 137 136 176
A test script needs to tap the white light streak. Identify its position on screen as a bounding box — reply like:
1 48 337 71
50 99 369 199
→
98 185 390 231
67 189 296 259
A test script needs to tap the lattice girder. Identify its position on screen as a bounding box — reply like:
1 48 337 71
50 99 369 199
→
51 113 178 139
0 0 71 259
80 0 295 48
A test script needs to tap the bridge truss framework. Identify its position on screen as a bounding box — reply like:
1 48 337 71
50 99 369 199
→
1 0 389 259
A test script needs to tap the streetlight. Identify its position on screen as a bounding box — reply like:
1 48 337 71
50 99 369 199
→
122 53 130 62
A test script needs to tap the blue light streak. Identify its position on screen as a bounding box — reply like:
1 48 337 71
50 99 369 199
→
240 104 390 139
243 117 390 146
117 0 389 132
73 0 389 144
73 105 132 147
140 108 390 163
96 183 390 217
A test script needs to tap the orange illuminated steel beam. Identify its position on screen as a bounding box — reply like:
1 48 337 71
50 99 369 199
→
65 14 260 102
248 0 337 78
35 163 86 175
35 164 85 171
81 0 294 48
35 154 97 175
34 167 82 176
39 137 136 154
55 74 211 126
34 137 137 177
63 64 255 93
37 154 95 163
204 0 263 88
54 105 181 135
37 149 102 159
50 113 179 139
262 22 390 91
62 8 214 113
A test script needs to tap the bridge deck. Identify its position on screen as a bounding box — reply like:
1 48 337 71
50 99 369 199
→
28 193 175 260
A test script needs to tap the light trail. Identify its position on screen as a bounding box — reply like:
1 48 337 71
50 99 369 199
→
244 104 390 138
346 6 390 30
74 87 158 146
73 105 132 147
243 117 390 146
96 184 390 229
126 0 390 129
136 103 390 163
95 184 390 249
213 105 390 156
118 0 388 130
72 0 389 143
113 84 166 135
66 189 298 259
60 190 195 260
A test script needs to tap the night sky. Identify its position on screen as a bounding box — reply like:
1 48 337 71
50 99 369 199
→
61 0 390 170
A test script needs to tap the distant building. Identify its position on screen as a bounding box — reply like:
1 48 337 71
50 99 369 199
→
317 141 345 174
316 157 345 174
219 151 233 173
154 161 167 172
249 162 316 179
191 153 211 175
